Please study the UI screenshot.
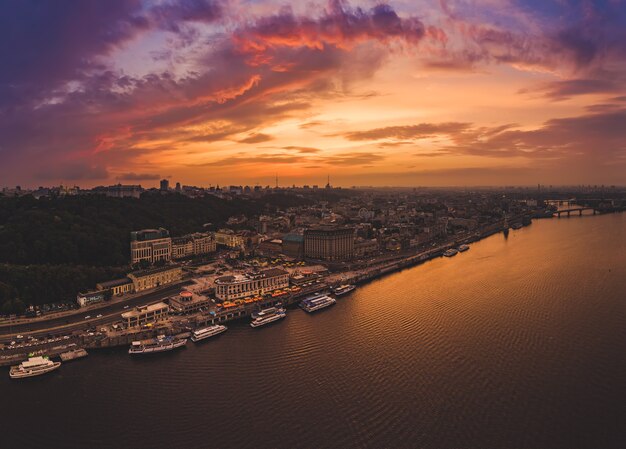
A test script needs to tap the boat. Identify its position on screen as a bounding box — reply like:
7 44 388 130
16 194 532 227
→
191 325 227 342
9 356 61 379
300 293 336 313
443 248 458 257
457 244 470 252
511 223 523 230
333 284 356 296
128 335 187 354
250 307 286 328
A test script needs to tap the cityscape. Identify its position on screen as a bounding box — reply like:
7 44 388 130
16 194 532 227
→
1 1 625 449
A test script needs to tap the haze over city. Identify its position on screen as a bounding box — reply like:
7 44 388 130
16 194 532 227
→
1 0 625 188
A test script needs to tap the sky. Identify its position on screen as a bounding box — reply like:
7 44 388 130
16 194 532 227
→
1 0 625 188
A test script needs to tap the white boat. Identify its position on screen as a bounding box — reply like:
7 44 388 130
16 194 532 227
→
443 248 458 257
9 356 61 379
191 325 227 342
457 244 470 252
300 293 336 313
333 284 356 296
128 335 187 354
250 307 286 328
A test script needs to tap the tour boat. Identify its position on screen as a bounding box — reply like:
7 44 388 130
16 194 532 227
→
443 248 459 257
191 325 227 342
332 284 356 296
128 335 187 354
9 356 61 379
250 307 286 328
299 293 336 313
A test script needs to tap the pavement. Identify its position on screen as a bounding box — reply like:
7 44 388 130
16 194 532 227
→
0 283 188 341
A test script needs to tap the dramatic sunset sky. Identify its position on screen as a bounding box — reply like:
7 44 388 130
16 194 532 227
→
1 0 625 187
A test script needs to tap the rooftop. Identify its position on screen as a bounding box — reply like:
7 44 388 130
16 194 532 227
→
122 302 169 318
215 267 288 284
97 277 132 289
129 264 181 278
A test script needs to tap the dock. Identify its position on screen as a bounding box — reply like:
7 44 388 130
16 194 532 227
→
59 348 88 362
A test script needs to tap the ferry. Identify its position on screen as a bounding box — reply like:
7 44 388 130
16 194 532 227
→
128 335 187 354
443 248 459 257
457 244 470 252
300 293 336 313
250 307 286 328
333 284 356 296
9 356 61 379
191 325 227 342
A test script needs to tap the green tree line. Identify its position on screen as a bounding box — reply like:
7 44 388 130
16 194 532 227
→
0 192 309 313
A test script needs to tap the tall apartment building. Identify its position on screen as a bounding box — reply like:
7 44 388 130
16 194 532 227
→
130 228 172 265
171 232 216 259
304 226 355 261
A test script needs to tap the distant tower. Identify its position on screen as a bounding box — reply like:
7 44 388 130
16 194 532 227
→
325 175 331 189
275 174 279 188
160 179 169 191
175 182 181 192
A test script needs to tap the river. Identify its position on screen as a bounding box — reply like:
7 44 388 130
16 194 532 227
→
1 213 625 449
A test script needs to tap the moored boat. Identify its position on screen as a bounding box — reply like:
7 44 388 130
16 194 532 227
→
191 325 227 342
300 293 336 313
332 284 356 296
457 244 470 252
443 248 459 257
9 356 61 379
129 335 187 354
250 307 286 328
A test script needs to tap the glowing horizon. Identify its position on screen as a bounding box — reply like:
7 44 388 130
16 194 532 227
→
1 0 625 188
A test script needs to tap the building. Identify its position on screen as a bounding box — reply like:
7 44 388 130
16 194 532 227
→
304 226 355 261
96 278 134 296
282 233 304 259
191 232 216 255
215 229 245 248
160 179 169 191
130 228 172 265
257 239 282 256
354 239 379 257
214 268 289 301
127 265 183 292
76 290 107 307
92 184 143 198
169 290 211 315
172 236 194 259
172 232 216 260
121 302 169 328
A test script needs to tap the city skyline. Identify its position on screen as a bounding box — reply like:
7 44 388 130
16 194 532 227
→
1 0 626 187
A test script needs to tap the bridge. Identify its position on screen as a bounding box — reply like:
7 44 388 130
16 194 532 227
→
554 207 597 217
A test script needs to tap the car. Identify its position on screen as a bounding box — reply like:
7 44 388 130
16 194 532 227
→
96 314 102 318
84 315 91 319
16 335 23 339
123 305 129 309
63 335 70 340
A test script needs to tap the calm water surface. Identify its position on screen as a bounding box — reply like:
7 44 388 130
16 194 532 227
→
2 214 625 449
